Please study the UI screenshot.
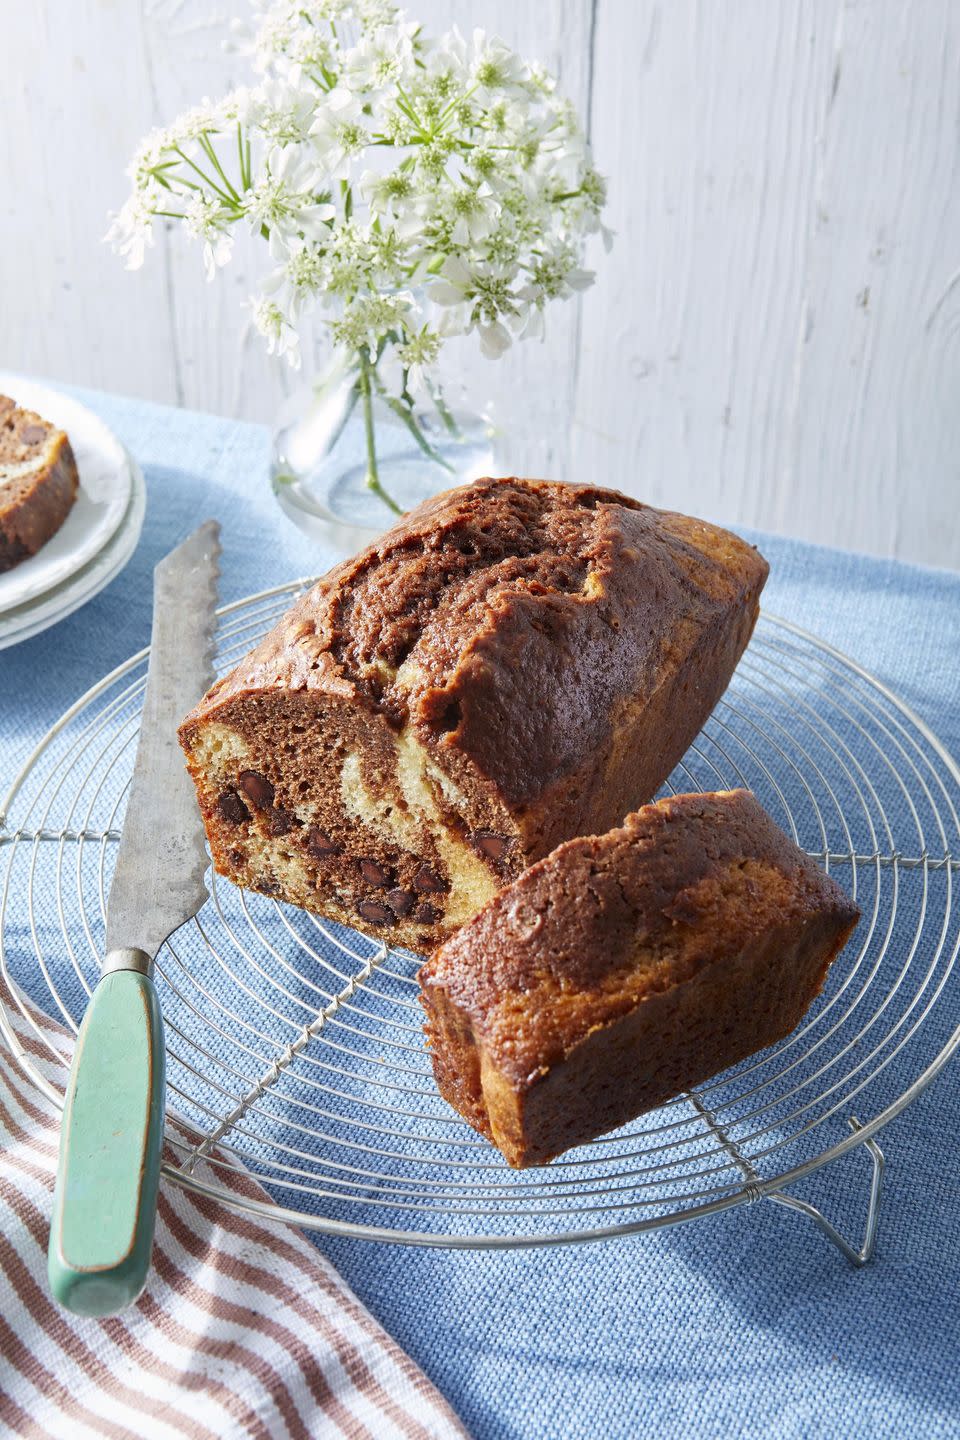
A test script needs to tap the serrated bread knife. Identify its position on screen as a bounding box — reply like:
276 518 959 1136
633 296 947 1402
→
48 521 220 1317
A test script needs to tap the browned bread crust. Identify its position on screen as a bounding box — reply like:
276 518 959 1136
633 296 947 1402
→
0 395 79 573
419 790 860 1167
179 479 768 949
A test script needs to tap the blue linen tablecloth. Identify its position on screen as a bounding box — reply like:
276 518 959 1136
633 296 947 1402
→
2 385 959 1440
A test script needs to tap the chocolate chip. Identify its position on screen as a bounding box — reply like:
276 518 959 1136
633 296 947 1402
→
228 848 245 867
268 807 296 836
20 424 45 445
386 887 415 916
414 902 440 925
357 899 394 926
255 878 281 896
306 828 340 858
217 790 249 824
239 769 274 810
471 830 512 861
413 864 449 894
359 858 390 888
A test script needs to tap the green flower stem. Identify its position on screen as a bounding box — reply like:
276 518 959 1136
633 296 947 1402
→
236 123 247 189
373 378 456 475
172 146 237 209
198 131 243 203
367 339 454 470
427 379 461 439
159 172 205 194
358 349 403 516
394 83 429 137
437 81 479 128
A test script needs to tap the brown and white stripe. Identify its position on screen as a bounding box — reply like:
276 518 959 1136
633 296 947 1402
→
0 981 469 1440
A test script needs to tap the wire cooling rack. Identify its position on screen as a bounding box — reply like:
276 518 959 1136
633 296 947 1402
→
2 584 959 1262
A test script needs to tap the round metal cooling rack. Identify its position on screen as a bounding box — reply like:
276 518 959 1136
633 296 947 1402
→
2 584 960 1262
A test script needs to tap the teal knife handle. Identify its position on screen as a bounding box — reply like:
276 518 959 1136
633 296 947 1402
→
48 956 165 1317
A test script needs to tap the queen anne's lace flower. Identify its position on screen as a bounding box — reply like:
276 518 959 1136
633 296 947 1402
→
341 22 417 97
244 79 317 146
126 128 174 189
262 237 326 317
184 193 235 280
429 255 524 357
104 189 159 270
331 291 412 351
243 147 334 246
309 89 370 178
108 0 609 419
467 30 530 101
396 327 441 394
250 293 302 364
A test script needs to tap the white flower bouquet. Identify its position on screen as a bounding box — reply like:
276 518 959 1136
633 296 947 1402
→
108 0 609 515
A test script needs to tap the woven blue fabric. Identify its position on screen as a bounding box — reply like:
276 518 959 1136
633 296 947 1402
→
2 386 959 1440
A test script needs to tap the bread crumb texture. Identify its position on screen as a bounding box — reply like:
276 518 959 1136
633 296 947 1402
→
0 395 79 572
179 478 768 949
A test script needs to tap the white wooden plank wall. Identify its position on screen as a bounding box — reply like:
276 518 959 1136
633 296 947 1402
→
3 0 959 567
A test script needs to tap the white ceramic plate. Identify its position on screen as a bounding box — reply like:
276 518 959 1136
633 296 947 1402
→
0 375 132 614
0 456 146 651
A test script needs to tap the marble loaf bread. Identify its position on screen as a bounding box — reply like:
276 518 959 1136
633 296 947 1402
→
419 790 860 1167
0 395 79 573
178 478 769 949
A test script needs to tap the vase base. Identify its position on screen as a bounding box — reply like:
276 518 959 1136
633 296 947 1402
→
273 393 496 554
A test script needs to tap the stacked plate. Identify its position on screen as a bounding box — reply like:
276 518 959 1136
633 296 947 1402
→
0 376 146 650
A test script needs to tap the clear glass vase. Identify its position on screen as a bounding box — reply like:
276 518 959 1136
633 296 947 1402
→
271 352 497 554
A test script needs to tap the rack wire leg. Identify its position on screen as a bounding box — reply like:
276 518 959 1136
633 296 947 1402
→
765 1118 885 1267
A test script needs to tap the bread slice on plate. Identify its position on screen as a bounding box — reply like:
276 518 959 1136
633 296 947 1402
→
0 395 79 573
419 789 860 1167
179 478 769 950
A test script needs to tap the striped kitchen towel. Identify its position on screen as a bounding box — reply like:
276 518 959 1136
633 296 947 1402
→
0 982 468 1440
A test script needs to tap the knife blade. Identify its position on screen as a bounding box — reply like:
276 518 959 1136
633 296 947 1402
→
48 520 220 1318
107 520 220 956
